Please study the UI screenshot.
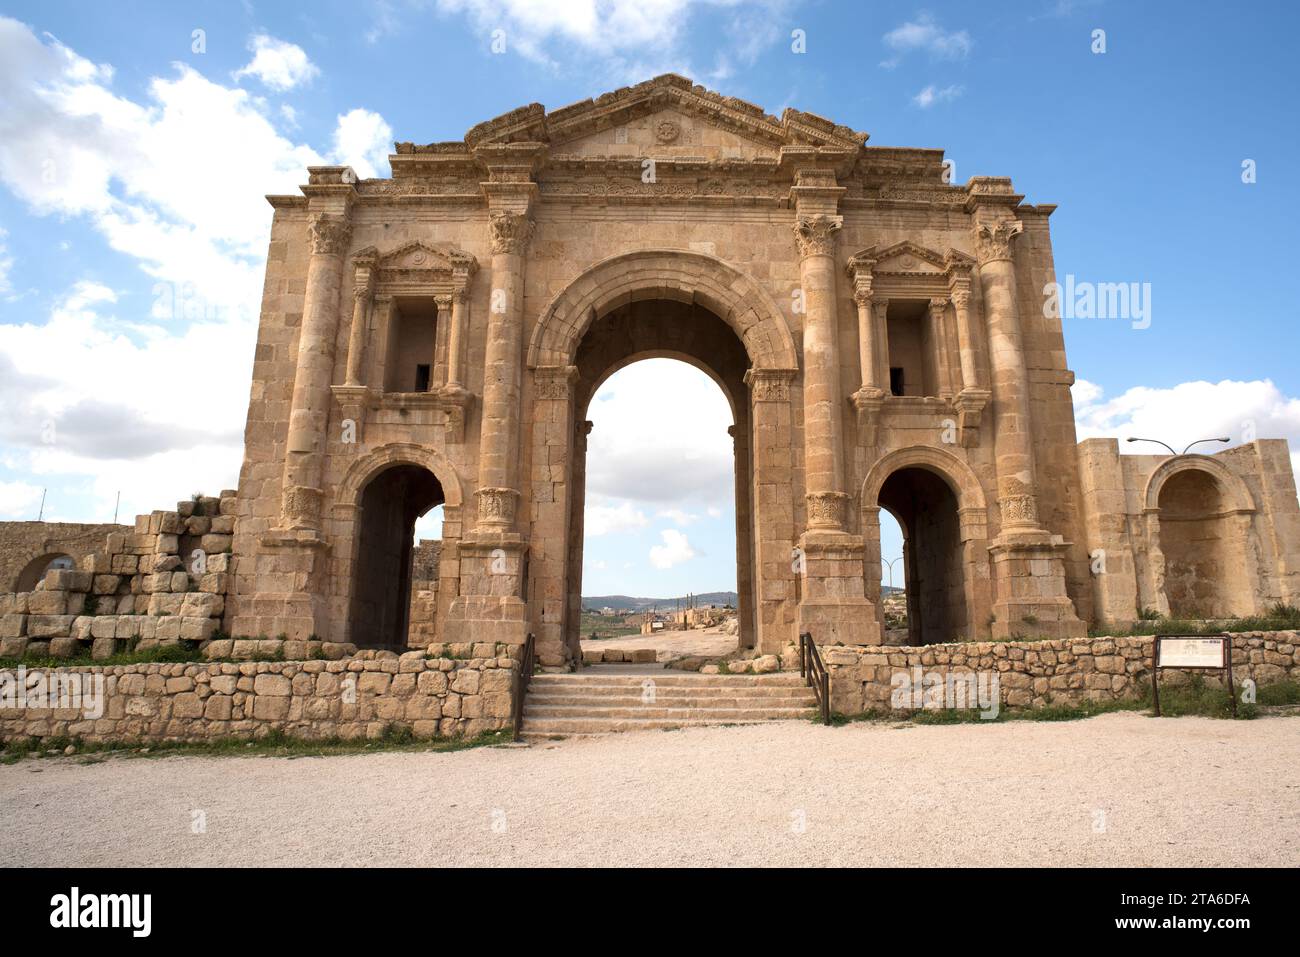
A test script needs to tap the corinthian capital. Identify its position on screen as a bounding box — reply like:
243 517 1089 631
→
792 214 842 259
309 214 352 257
489 210 534 255
973 219 1023 264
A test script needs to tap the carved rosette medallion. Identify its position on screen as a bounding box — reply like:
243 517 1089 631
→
489 210 535 255
792 215 842 259
282 485 324 530
806 491 849 530
476 486 518 527
309 214 352 257
655 119 681 143
973 220 1023 264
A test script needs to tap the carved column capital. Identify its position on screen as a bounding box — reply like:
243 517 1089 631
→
950 287 973 309
475 486 518 529
806 491 850 530
489 210 534 255
744 368 797 403
792 214 842 259
973 219 1023 264
433 294 454 311
928 296 950 316
309 214 352 257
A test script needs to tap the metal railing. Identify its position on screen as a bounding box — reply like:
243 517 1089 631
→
799 630 830 725
511 631 537 742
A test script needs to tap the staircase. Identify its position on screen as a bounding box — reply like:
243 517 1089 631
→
519 670 817 740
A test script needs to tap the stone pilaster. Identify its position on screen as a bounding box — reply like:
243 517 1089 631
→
969 181 1083 638
432 295 453 391
344 251 375 388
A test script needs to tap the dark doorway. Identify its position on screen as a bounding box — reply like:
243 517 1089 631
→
350 464 444 649
878 467 966 645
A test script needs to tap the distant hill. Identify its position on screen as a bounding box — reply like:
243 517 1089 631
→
583 591 738 612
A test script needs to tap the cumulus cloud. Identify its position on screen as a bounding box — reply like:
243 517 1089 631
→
0 479 44 519
585 359 734 506
650 529 696 569
426 0 791 80
332 107 393 179
233 34 319 91
912 83 963 108
1073 377 1300 486
657 507 699 526
585 501 649 537
0 19 392 522
881 12 972 68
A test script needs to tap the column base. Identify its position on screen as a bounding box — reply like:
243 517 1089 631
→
988 536 1086 640
797 530 882 646
441 532 530 650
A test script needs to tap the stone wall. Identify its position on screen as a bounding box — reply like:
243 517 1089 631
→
408 539 442 646
0 648 518 744
0 521 128 592
0 494 237 661
821 631 1300 716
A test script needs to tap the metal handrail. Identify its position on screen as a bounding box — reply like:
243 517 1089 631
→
511 631 537 742
799 631 830 725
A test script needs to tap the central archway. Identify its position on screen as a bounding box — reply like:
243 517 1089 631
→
526 250 799 665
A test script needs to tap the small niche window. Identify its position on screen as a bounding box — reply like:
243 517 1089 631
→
885 300 941 397
383 298 439 393
889 367 905 397
414 364 431 393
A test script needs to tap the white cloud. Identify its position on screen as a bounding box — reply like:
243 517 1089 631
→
650 529 696 569
430 0 790 80
585 501 649 537
1073 378 1300 487
586 359 734 506
881 13 971 68
233 34 319 91
0 479 44 518
657 507 699 526
912 83 963 108
0 19 390 522
332 108 393 179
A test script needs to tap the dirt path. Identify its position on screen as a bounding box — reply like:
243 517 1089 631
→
2 713 1296 867
581 624 737 660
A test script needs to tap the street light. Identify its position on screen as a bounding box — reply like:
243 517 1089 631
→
1125 436 1231 456
882 557 903 592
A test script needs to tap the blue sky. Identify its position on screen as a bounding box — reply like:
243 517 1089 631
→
0 0 1297 598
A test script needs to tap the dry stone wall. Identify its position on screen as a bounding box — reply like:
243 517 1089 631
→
0 648 518 743
0 494 238 661
822 632 1300 716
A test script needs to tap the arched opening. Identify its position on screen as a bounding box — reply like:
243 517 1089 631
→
565 298 754 662
878 509 908 642
878 467 966 645
1157 468 1246 619
15 553 75 592
349 464 444 649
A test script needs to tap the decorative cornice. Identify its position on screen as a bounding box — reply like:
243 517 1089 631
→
792 214 842 259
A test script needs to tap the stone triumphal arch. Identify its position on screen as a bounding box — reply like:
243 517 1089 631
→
225 75 1300 666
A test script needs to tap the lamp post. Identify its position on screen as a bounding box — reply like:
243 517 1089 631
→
1125 436 1231 456
882 557 903 592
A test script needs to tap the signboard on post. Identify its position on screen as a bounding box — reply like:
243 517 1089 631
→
1151 634 1236 717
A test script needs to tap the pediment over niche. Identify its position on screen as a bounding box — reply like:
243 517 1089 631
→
849 241 974 278
354 241 477 289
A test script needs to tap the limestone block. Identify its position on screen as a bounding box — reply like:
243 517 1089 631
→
93 575 122 595
47 569 93 592
27 590 68 615
91 637 120 660
200 533 233 554
0 613 26 639
180 618 218 642
180 593 224 618
27 615 75 638
49 637 80 659
170 571 190 592
210 515 235 534
0 636 29 658
253 674 291 696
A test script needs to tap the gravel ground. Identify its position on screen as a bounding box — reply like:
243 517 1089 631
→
2 713 1296 867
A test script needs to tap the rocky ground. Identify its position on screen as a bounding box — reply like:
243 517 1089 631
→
2 712 1295 867
580 623 738 661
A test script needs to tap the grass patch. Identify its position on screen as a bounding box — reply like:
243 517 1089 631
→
1 725 514 765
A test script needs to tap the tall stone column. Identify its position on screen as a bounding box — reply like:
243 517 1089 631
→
793 214 848 530
445 290 468 391
847 252 887 446
280 211 352 532
791 214 877 646
475 209 533 530
972 205 1084 639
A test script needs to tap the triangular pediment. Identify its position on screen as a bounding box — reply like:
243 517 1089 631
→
365 240 476 275
459 74 867 155
851 241 974 276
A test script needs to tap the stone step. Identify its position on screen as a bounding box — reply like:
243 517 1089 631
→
526 693 815 709
519 715 809 737
533 672 806 688
527 684 814 700
525 704 814 721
